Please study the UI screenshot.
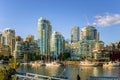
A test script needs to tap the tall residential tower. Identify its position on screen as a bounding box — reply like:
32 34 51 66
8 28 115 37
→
79 25 103 57
37 17 52 56
81 25 99 41
2 29 15 55
50 32 65 58
71 26 80 43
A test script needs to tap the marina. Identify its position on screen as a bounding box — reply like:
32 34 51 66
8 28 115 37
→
16 64 120 80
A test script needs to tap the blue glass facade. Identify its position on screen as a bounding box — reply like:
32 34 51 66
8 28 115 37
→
37 18 52 55
71 26 80 43
50 32 65 58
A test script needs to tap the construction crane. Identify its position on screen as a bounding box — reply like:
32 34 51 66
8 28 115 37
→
84 15 90 26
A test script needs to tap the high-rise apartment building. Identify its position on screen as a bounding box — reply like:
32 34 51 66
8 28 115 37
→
2 29 15 45
81 25 99 41
15 36 23 41
1 36 6 45
25 35 34 42
71 26 80 43
37 17 52 55
79 25 104 57
50 32 65 58
2 29 15 55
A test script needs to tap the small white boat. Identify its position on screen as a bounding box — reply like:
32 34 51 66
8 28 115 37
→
0 60 4 64
21 62 28 65
46 62 62 67
103 61 120 67
79 61 98 67
39 62 46 66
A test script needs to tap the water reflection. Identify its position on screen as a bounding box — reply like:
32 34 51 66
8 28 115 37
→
17 65 120 80
79 67 94 80
93 67 99 76
102 67 120 77
63 65 80 80
45 66 64 76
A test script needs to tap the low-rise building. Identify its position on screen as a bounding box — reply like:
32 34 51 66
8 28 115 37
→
70 42 80 59
79 40 104 58
106 41 120 50
65 41 71 53
14 35 40 62
92 50 110 61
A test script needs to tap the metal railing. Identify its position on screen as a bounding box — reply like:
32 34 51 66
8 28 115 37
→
15 72 68 80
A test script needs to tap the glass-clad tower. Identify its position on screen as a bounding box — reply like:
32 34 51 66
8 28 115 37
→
81 25 99 41
37 17 52 56
71 26 80 43
50 32 65 58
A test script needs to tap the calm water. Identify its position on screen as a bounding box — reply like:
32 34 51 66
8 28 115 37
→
17 65 120 80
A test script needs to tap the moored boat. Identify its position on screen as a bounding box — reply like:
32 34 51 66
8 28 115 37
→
103 61 120 67
20 62 29 65
46 62 62 67
79 61 98 67
39 61 46 66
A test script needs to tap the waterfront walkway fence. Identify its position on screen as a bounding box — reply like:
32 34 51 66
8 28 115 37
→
15 72 68 80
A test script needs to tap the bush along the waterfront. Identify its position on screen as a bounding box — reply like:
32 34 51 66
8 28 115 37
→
61 52 71 61
0 66 17 80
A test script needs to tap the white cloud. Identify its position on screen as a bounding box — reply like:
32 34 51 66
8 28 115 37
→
95 15 102 19
93 13 120 27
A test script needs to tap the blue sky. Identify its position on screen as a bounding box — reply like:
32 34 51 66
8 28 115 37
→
0 0 120 44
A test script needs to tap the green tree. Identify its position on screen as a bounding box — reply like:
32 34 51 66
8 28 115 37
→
29 53 37 61
0 55 4 60
4 56 9 60
23 54 28 62
62 52 70 61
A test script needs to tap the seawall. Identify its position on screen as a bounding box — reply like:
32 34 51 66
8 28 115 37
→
64 61 80 65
